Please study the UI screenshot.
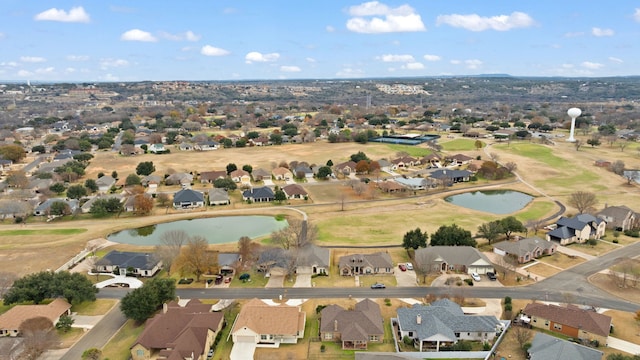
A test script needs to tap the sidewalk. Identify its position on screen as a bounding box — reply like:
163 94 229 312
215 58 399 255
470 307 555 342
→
555 245 596 260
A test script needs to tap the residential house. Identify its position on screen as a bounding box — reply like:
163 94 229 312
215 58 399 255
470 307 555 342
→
296 244 330 275
282 184 308 200
34 198 79 216
257 247 292 276
80 194 123 213
230 169 251 185
178 142 194 151
446 154 474 166
334 161 357 175
242 186 274 202
251 168 271 181
429 169 473 184
522 303 612 345
376 159 393 172
546 214 606 245
95 175 116 193
492 236 557 264
272 167 293 181
123 193 153 213
208 188 230 206
421 153 443 168
0 159 12 174
164 172 194 187
394 177 436 191
0 298 72 337
173 188 205 209
251 136 270 146
134 138 150 149
218 253 241 273
527 333 603 360
26 178 53 194
391 156 419 168
292 165 314 179
141 175 161 194
397 299 502 351
199 170 227 184
338 252 393 276
148 143 166 154
594 159 611 168
320 298 384 349
377 180 406 193
414 246 495 275
597 205 638 231
194 140 219 151
130 299 225 360
95 250 163 277
231 298 306 345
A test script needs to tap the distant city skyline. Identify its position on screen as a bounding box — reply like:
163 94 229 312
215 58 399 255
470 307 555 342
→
1 1 639 82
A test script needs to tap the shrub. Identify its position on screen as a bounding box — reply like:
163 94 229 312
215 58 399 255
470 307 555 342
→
504 303 513 312
483 342 492 351
624 229 640 238
504 296 512 304
613 239 619 244
464 278 474 286
403 335 413 346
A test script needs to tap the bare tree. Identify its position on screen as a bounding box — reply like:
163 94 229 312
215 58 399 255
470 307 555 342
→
513 326 532 351
157 193 170 207
609 160 625 175
568 191 597 214
270 219 317 250
0 272 17 298
490 152 500 162
19 317 58 360
238 236 253 265
504 162 518 174
155 230 188 276
574 139 583 151
174 236 216 281
525 219 544 236
619 140 628 152
497 254 519 280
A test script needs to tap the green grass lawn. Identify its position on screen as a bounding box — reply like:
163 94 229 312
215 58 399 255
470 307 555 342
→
386 144 433 157
100 319 144 360
71 299 117 316
515 199 556 222
441 138 483 151
0 228 87 236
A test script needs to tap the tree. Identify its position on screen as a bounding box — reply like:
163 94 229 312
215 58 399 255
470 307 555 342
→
90 198 123 216
350 151 369 163
504 162 517 174
271 218 317 250
213 177 237 190
355 160 370 174
474 140 483 150
125 173 142 186
154 230 187 276
111 170 118 179
499 216 526 240
238 236 253 265
157 192 170 207
66 184 87 199
174 236 216 282
84 178 98 193
587 137 601 147
5 170 28 188
3 271 97 305
134 194 154 215
274 189 287 203
574 139 583 151
55 314 74 332
226 163 237 175
82 348 102 360
402 228 428 253
316 166 332 179
610 160 626 175
430 224 476 247
0 272 17 299
568 191 598 214
120 277 176 322
0 144 26 162
136 161 156 176
513 326 532 352
242 164 253 174
477 221 503 245
49 201 71 216
20 316 58 360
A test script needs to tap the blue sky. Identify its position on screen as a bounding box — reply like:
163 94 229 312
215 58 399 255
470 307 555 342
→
1 1 639 82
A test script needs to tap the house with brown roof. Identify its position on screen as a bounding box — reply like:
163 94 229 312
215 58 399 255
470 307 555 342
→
251 168 271 181
230 169 251 185
272 167 293 181
320 298 384 349
199 170 227 184
522 303 612 345
377 180 406 193
130 299 224 360
446 153 474 166
597 205 638 231
334 161 357 175
391 156 419 168
338 252 393 276
414 246 495 275
492 236 557 264
282 184 308 199
0 298 71 337
231 298 305 346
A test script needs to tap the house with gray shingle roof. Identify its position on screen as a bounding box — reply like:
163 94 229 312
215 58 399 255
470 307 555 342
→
396 299 502 352
320 298 384 349
492 236 557 264
527 332 603 360
546 214 606 245
208 188 230 206
172 188 204 209
242 186 274 202
338 252 393 276
597 205 637 231
34 198 79 216
95 251 162 277
296 244 329 275
414 246 494 275
95 175 116 193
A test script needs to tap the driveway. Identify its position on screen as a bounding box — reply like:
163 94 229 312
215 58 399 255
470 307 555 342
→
265 275 285 288
607 337 640 354
263 179 275 187
395 267 417 286
294 274 311 287
230 342 256 360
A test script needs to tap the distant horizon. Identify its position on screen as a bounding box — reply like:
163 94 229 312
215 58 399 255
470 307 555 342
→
1 2 639 82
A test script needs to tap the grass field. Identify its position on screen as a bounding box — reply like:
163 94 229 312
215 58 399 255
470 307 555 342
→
0 228 87 236
441 138 484 151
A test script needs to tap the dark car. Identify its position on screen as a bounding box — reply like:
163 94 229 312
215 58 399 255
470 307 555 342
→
486 272 497 281
371 282 386 289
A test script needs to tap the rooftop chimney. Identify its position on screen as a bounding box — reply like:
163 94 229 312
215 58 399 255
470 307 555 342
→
334 319 338 332
416 314 422 324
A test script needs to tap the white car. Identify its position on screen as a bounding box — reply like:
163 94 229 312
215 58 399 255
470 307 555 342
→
471 272 481 281
405 263 413 270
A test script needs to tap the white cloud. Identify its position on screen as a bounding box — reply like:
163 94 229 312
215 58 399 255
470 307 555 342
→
436 11 534 31
100 74 120 82
561 64 574 69
0 61 19 67
346 1 426 33
326 25 335 32
65 67 76 73
245 52 280 63
201 45 230 56
403 62 424 70
35 67 55 74
160 30 201 42
0 32 5 39
450 60 461 65
34 6 90 23
581 61 604 70
379 54 415 62
608 57 623 63
100 58 129 69
21 56 46 63
17 70 33 77
592 27 614 37
185 31 200 42
306 57 317 63
280 66 301 72
121 29 157 42
564 32 584 38
423 54 441 62
67 55 89 62
634 8 640 23
465 59 483 69
336 67 365 77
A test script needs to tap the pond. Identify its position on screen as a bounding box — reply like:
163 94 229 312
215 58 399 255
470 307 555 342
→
107 215 288 245
444 190 533 215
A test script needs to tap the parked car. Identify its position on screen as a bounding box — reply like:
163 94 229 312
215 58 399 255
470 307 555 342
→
371 282 386 289
406 262 413 270
398 263 407 271
486 272 497 281
471 272 481 281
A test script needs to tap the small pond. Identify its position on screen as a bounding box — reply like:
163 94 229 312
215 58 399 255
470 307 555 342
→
107 215 288 245
444 190 533 214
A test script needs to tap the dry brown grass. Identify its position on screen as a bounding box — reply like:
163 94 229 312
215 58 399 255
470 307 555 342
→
590 273 640 304
524 262 563 279
535 252 585 269
604 309 640 344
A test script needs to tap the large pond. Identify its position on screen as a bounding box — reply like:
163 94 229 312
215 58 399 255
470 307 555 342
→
444 190 533 214
107 216 288 245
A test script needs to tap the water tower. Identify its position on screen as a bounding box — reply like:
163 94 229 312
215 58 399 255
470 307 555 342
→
567 107 581 142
